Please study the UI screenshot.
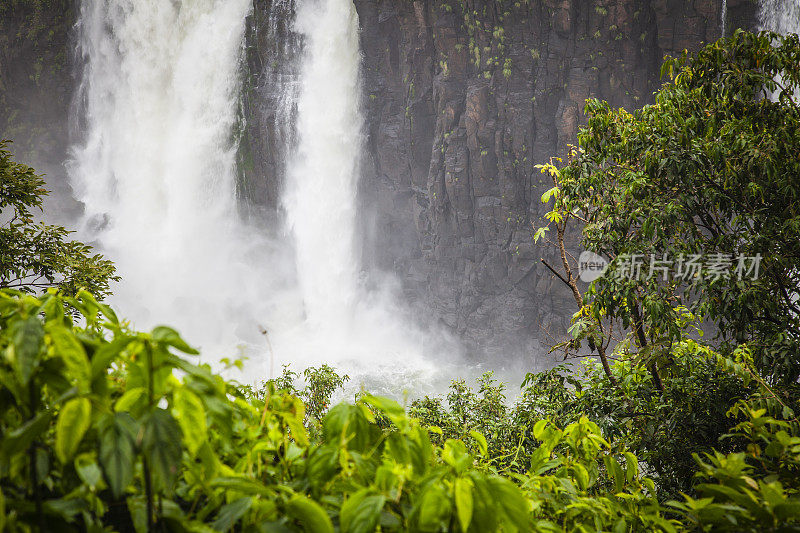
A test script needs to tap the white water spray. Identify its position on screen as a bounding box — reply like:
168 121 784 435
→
69 0 271 352
721 0 727 38
284 0 362 325
758 0 800 36
266 0 460 392
70 0 461 393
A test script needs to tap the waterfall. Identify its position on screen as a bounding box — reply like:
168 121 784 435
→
266 0 459 393
758 0 800 102
283 0 362 325
721 0 727 38
758 0 800 35
68 0 272 351
68 0 459 392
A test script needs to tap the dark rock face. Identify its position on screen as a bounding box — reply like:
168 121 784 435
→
239 0 301 214
348 0 756 357
0 0 78 218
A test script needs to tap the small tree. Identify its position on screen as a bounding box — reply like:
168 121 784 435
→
0 140 117 297
537 30 800 385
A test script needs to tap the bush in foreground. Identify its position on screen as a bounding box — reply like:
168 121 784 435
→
1 289 799 532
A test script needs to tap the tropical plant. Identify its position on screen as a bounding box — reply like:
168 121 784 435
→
0 141 118 297
540 30 800 385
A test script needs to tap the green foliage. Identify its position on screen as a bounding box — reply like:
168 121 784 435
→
523 31 800 530
263 363 350 430
413 354 749 501
3 289 800 530
670 402 800 531
550 31 800 384
0 141 118 297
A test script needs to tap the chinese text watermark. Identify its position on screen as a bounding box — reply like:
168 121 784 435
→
578 252 762 283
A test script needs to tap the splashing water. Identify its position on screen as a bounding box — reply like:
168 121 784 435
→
721 0 727 38
69 0 275 353
284 0 362 326
758 0 800 101
69 0 462 395
270 0 461 394
758 0 800 35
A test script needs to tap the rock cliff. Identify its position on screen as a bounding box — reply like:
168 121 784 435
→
0 0 76 217
348 0 756 355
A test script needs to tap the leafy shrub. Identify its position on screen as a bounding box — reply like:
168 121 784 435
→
0 289 682 532
0 141 118 297
412 354 749 501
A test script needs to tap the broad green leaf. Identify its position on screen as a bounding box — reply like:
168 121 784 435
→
323 404 372 452
99 412 137 499
286 495 334 533
210 476 273 497
152 325 199 354
55 397 91 464
541 186 560 203
442 439 471 473
417 484 451 531
198 441 221 480
603 455 625 493
454 477 474 532
1 410 52 460
75 453 103 490
173 387 207 455
142 409 183 493
127 496 147 533
165 353 217 387
469 431 488 456
487 476 530 531
386 432 411 466
532 420 549 440
11 316 44 385
284 397 309 447
362 395 406 427
48 326 90 392
161 499 187 523
409 426 433 475
306 444 339 488
340 489 385 533
211 497 252 532
115 387 147 414
572 462 590 490
43 497 87 521
77 289 118 324
624 452 639 481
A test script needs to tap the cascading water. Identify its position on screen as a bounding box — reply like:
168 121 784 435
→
266 0 459 392
283 0 362 325
758 0 800 102
69 0 460 393
758 0 800 35
721 0 727 38
69 0 274 353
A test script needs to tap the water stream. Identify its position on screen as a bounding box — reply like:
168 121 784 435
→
69 0 461 395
